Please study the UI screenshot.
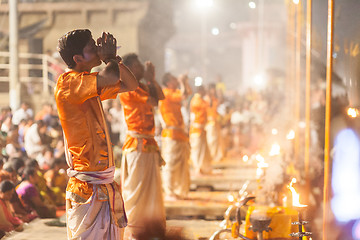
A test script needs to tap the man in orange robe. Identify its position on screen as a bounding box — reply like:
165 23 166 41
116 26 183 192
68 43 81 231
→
55 29 138 240
190 86 212 175
119 53 166 239
205 83 224 162
159 73 192 200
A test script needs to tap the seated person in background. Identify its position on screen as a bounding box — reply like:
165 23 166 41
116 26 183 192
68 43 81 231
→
16 167 56 218
0 180 23 233
25 159 60 206
43 158 68 205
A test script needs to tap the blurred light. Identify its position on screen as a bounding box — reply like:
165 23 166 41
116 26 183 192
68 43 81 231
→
271 128 278 135
254 74 266 88
293 0 300 4
348 107 360 118
242 155 249 162
257 161 268 168
229 22 237 29
269 143 281 156
333 52 338 58
227 194 235 202
249 1 256 9
194 76 203 86
352 220 360 239
287 130 295 140
255 154 264 162
211 27 220 36
195 0 214 8
331 129 360 222
298 121 306 129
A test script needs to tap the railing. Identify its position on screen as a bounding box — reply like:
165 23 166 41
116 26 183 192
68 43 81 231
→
0 51 66 95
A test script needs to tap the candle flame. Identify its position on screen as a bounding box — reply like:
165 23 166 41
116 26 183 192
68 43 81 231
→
283 195 288 207
288 178 307 207
347 107 359 118
227 194 235 202
269 143 281 156
287 130 295 140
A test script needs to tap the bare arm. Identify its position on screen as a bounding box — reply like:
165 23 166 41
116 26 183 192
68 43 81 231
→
95 32 138 92
178 74 192 100
118 62 138 92
143 61 165 102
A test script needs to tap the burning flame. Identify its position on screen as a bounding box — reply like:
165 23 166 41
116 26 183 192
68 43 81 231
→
227 194 235 202
287 130 295 140
347 107 360 118
269 143 281 156
288 178 307 207
255 154 268 178
242 155 249 162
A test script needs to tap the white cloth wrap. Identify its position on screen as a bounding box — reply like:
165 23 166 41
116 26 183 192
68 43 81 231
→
67 166 115 185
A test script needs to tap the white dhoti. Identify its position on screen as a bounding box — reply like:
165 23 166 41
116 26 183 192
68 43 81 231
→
190 131 212 174
161 137 190 198
66 186 123 240
65 165 127 240
121 151 166 239
206 122 224 162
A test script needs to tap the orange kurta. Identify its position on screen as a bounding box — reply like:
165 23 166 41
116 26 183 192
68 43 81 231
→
120 86 158 153
55 71 120 202
190 93 208 135
159 88 188 142
206 96 219 123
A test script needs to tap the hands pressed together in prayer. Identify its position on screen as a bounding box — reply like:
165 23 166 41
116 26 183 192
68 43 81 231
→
97 32 121 64
144 61 156 83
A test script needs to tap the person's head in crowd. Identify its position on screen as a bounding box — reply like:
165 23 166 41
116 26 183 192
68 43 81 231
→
20 102 31 111
21 167 38 184
6 125 19 144
0 106 12 122
36 120 48 135
57 29 101 71
122 53 144 81
207 83 217 97
0 158 4 170
195 85 206 97
25 159 40 171
51 158 66 172
2 166 17 183
7 157 25 176
0 169 12 182
162 73 178 89
0 180 15 201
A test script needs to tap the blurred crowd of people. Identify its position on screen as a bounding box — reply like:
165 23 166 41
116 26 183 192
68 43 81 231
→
0 102 67 237
0 60 292 239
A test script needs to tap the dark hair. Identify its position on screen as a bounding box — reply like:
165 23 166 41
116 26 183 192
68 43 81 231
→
21 167 37 181
57 29 92 69
0 180 14 193
122 53 139 68
25 159 39 169
51 158 65 169
8 157 25 174
162 72 173 86
21 167 36 181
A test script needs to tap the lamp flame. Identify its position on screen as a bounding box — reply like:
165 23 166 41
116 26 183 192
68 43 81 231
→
287 130 295 140
288 178 307 207
227 194 235 202
347 107 359 118
269 143 281 156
